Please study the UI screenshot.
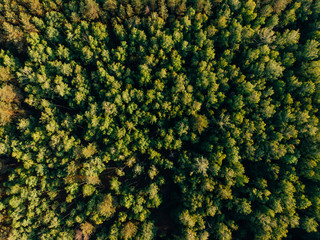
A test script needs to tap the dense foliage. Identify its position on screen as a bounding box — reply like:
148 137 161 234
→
0 0 320 239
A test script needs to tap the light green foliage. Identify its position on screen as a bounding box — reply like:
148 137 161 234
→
82 143 97 159
98 194 116 217
0 0 319 239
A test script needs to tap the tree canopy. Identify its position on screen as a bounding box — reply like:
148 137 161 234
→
0 0 320 239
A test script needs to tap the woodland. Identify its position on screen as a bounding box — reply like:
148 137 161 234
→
0 0 320 239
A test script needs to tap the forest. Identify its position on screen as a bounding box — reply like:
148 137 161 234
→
0 0 320 239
